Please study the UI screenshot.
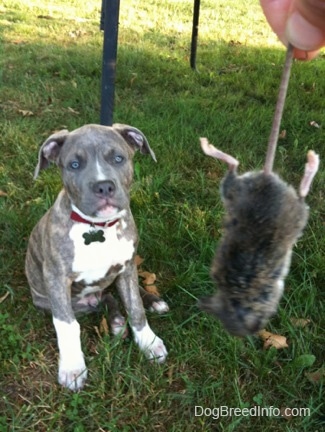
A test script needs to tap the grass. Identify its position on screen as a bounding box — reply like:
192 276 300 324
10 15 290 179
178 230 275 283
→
0 0 324 430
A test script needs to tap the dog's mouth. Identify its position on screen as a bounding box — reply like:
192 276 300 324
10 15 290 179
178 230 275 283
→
96 203 120 218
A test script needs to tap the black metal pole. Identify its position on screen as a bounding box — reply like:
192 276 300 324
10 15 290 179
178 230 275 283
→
190 0 200 70
100 0 120 126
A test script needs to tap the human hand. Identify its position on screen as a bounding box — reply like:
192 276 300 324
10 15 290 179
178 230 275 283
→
260 0 325 59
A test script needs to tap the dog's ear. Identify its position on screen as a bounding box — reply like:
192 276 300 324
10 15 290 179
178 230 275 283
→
34 130 69 179
112 124 157 162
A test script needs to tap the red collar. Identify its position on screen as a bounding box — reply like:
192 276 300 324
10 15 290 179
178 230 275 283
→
70 211 119 228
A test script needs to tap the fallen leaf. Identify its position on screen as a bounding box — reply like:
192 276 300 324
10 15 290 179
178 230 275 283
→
88 341 99 355
99 316 109 336
130 73 137 86
280 407 293 420
279 129 286 139
167 364 174 385
305 367 325 383
37 15 54 20
66 107 80 115
12 40 27 45
0 292 10 304
290 317 311 328
143 285 160 296
138 271 156 286
207 170 222 180
18 109 34 117
0 190 8 197
310 120 320 128
94 326 101 338
134 255 144 267
258 329 288 350
138 269 160 296
229 40 242 46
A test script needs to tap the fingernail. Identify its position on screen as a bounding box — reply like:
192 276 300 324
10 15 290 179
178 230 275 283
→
286 12 324 51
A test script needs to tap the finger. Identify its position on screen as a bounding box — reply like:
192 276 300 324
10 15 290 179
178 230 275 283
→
285 0 325 52
260 0 325 58
260 0 292 44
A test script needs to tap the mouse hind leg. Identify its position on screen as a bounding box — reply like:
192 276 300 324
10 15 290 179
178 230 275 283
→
200 138 239 171
299 150 320 198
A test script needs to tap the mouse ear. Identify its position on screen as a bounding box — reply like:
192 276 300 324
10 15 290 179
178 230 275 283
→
34 129 69 179
112 123 157 162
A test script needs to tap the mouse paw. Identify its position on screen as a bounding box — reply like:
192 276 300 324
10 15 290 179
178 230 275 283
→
132 323 168 363
148 300 169 314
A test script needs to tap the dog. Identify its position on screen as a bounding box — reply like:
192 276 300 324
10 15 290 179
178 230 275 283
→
25 124 169 391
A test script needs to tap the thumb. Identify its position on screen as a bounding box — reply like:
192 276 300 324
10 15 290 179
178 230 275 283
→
285 0 325 52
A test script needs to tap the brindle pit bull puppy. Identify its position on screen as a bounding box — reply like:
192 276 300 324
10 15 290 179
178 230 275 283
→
25 124 169 391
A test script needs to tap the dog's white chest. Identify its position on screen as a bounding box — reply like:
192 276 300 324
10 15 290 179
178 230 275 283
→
69 222 135 284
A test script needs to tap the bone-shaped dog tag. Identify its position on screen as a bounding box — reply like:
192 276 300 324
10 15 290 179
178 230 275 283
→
82 229 106 245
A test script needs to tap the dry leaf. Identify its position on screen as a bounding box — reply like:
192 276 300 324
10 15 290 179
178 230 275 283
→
310 120 320 128
138 268 160 296
258 329 288 350
66 107 80 115
290 318 311 328
143 285 160 296
134 255 144 267
37 15 54 20
136 257 161 296
0 190 8 197
130 73 137 86
207 170 220 180
18 109 34 117
138 271 156 286
167 364 174 385
99 316 109 336
279 129 286 139
305 367 325 383
94 326 101 338
280 407 293 420
12 40 27 45
0 292 10 304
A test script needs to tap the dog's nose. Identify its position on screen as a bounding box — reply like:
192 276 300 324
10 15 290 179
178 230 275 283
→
92 180 116 198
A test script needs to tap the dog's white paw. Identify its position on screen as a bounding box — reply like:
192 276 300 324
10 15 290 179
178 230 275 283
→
132 322 168 363
58 355 88 391
149 300 169 314
53 318 87 391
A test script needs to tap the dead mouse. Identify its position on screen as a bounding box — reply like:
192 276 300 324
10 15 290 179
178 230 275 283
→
198 45 320 336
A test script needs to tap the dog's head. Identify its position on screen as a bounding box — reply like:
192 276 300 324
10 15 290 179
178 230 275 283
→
34 124 156 219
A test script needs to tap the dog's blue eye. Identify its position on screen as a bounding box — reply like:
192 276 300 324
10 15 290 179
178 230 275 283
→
70 161 80 169
114 155 124 164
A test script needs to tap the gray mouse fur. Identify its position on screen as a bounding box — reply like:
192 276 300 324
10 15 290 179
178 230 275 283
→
199 139 319 336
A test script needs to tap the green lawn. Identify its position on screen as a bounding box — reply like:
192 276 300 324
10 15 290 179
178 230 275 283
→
0 0 324 431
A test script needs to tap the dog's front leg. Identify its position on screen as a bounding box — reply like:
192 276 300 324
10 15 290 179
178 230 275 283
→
116 265 168 363
48 276 87 391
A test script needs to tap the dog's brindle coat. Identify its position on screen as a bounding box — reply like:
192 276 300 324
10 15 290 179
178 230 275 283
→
25 124 168 391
